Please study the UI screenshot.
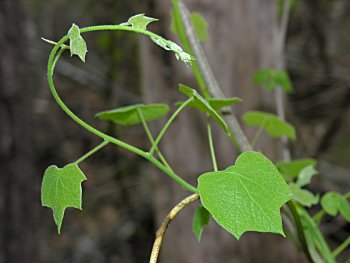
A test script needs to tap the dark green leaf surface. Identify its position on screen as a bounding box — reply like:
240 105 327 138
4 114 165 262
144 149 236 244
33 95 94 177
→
127 14 158 30
190 12 208 42
179 84 229 132
198 151 291 239
289 184 319 207
67 24 87 62
242 111 296 140
96 104 169 126
192 205 210 242
276 159 317 181
41 163 87 233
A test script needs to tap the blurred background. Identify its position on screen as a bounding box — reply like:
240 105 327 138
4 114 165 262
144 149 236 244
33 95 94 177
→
0 0 349 262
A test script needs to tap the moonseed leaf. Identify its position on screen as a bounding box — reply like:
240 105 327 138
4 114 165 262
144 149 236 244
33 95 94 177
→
41 163 87 234
242 111 296 140
276 158 317 181
96 104 169 126
198 151 291 239
253 68 293 93
321 192 350 221
296 166 318 187
192 205 210 242
178 84 229 133
67 24 87 62
206 98 242 111
289 184 319 207
190 12 208 42
127 14 158 30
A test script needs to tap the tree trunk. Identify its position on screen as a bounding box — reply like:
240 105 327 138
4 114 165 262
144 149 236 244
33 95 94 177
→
141 0 306 262
0 0 39 262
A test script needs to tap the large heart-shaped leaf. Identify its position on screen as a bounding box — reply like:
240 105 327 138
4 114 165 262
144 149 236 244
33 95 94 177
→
41 163 87 233
198 151 291 239
242 111 296 140
96 104 169 126
178 84 229 133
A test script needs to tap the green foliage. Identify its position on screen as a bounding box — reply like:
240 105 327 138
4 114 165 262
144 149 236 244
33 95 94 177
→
253 68 293 93
192 205 210 242
296 166 318 187
206 98 242 111
289 184 319 207
190 12 208 42
198 151 291 239
242 111 296 140
127 14 158 30
276 158 316 181
41 163 87 234
178 84 229 133
67 24 87 62
96 104 169 126
321 192 350 221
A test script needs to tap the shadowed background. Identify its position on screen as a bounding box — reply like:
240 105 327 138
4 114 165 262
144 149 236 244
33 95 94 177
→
0 0 349 262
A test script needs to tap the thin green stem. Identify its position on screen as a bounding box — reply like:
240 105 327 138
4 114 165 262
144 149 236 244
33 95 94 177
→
137 108 173 171
149 97 193 156
75 140 109 164
207 116 218 171
47 35 197 193
332 236 350 258
287 201 314 263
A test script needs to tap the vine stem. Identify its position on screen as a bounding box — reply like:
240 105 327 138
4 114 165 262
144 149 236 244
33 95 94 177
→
149 193 199 263
47 31 197 193
137 108 173 171
207 117 218 171
75 140 109 164
149 97 193 156
332 235 350 258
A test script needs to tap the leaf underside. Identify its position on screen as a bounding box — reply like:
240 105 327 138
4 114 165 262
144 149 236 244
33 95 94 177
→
192 205 210 242
127 14 158 30
198 151 291 239
67 24 87 62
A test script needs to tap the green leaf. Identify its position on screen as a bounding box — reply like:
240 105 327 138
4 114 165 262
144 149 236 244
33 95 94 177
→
276 158 317 181
198 151 291 239
296 166 318 187
67 24 87 62
41 163 87 234
151 37 195 65
206 98 242 111
190 12 208 42
127 14 158 30
96 104 169 126
178 84 229 133
253 68 293 93
192 205 210 242
242 111 296 140
289 184 319 207
321 192 350 221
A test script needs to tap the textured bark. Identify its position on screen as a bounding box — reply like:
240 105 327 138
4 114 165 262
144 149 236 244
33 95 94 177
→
0 0 39 262
141 0 306 262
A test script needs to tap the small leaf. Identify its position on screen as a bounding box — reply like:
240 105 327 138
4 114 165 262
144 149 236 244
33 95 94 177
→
192 205 210 242
321 192 350 221
296 166 318 187
150 37 195 65
178 84 229 133
206 98 242 111
67 24 87 62
190 12 208 42
242 111 296 140
289 184 319 207
96 104 169 126
41 163 87 233
127 14 158 30
198 151 291 239
276 158 317 181
253 68 293 93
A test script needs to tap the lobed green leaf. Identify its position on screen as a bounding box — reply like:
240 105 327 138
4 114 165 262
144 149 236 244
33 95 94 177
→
321 192 350 221
296 165 318 187
198 151 291 239
96 104 169 126
41 163 87 233
289 183 319 207
67 24 87 62
127 14 158 30
242 111 296 140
